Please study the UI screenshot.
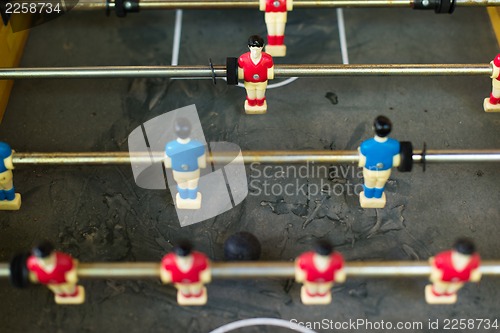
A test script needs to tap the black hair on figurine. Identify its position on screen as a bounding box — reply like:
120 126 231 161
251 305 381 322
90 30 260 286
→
173 240 193 257
224 232 262 261
453 238 476 255
314 239 333 256
174 117 192 139
373 116 392 138
32 241 54 258
248 35 265 48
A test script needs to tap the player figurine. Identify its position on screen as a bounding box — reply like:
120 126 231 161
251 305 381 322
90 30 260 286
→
160 241 211 306
164 118 206 210
358 116 401 208
27 241 85 304
0 142 21 210
295 240 346 305
238 35 274 114
484 54 500 112
425 238 481 304
260 0 293 57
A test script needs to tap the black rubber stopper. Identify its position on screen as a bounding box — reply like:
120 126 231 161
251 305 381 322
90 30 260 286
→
224 232 261 261
226 57 239 85
435 0 456 13
115 0 127 17
10 253 31 289
398 141 414 172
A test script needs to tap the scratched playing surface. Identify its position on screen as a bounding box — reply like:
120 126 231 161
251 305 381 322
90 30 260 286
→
0 7 499 333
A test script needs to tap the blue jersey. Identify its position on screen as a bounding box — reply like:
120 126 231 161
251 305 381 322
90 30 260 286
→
0 142 12 173
360 138 400 171
165 140 205 172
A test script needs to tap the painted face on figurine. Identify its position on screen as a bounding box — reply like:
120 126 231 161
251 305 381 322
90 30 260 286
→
249 45 263 59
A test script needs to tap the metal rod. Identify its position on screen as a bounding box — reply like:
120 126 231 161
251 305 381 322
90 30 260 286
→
0 64 491 80
11 150 500 165
68 0 500 10
2 261 500 279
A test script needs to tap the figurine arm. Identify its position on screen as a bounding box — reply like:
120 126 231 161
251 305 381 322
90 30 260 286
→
29 271 39 283
160 266 172 284
287 0 293 11
65 268 78 284
198 153 207 169
335 267 346 284
392 153 401 168
358 147 366 168
428 258 442 283
294 261 305 283
267 66 274 80
470 268 482 283
164 153 172 169
5 153 14 170
238 67 244 80
259 0 266 11
201 267 211 284
491 61 500 79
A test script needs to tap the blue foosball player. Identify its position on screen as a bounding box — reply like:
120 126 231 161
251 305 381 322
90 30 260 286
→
358 116 401 209
164 118 206 210
0 142 21 210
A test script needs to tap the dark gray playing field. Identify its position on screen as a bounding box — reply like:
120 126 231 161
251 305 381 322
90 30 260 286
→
0 6 499 333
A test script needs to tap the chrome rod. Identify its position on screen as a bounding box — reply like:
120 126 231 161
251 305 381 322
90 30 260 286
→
0 64 491 79
1 261 500 279
11 150 500 165
68 0 500 10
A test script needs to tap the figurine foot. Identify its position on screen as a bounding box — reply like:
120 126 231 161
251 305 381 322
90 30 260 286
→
177 287 207 306
0 193 21 210
300 287 332 305
176 192 202 210
55 286 85 305
483 98 500 112
425 285 457 304
265 45 287 57
359 191 386 209
244 100 267 114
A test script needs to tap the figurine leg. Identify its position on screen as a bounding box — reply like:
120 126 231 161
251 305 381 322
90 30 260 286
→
173 170 202 209
300 285 332 305
51 284 85 305
360 169 390 209
0 185 21 210
425 284 457 304
177 285 207 306
5 187 15 200
484 79 500 112
244 82 268 114
265 14 287 57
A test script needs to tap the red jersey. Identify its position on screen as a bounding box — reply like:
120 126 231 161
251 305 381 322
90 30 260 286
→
266 0 287 12
162 252 209 284
297 251 344 283
238 52 274 83
433 250 480 283
27 252 75 285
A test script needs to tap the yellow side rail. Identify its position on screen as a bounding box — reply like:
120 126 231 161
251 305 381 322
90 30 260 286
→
0 20 30 122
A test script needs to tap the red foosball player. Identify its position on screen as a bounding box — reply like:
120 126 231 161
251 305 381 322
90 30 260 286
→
425 238 481 304
160 241 211 306
295 240 346 305
238 35 274 114
484 54 500 112
259 0 293 57
26 241 85 304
